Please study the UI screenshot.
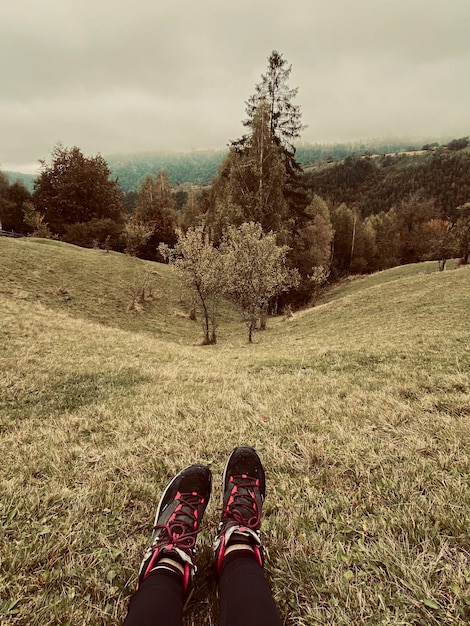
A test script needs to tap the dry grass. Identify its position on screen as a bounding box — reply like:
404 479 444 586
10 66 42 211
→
1 238 469 625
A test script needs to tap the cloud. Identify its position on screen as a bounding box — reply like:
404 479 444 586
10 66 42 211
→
1 0 469 171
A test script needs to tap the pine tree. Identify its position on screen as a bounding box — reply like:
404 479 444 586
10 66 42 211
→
224 100 287 233
237 52 311 268
237 51 305 156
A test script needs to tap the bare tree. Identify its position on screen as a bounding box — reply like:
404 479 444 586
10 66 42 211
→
160 227 223 345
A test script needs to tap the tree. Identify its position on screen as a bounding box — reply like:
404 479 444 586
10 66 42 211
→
364 211 401 271
0 177 32 233
239 51 305 155
181 188 204 231
62 218 123 250
22 202 52 238
423 218 455 269
220 222 299 342
452 202 470 265
331 203 355 274
230 50 310 232
446 137 469 152
0 172 14 231
290 194 333 299
123 219 154 257
160 227 223 345
393 192 435 263
134 170 179 260
33 144 124 236
214 100 288 235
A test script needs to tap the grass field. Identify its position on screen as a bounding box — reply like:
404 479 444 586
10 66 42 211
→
1 238 469 625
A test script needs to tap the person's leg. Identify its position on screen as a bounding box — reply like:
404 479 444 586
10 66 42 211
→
124 568 184 626
214 446 282 626
124 464 212 626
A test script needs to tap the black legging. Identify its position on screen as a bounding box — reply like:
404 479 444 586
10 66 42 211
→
124 551 282 626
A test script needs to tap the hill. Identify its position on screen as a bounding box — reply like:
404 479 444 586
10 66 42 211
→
303 145 470 217
105 140 424 192
1 138 445 195
106 150 227 191
4 170 36 192
1 238 469 625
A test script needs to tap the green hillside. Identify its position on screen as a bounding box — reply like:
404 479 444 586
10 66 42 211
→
1 238 469 625
4 170 36 193
303 146 470 217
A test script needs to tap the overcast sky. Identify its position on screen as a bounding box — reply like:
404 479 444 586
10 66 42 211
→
2 0 469 173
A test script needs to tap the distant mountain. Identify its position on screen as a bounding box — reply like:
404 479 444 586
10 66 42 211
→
294 139 426 168
4 171 36 193
2 139 450 196
105 141 426 193
106 150 228 192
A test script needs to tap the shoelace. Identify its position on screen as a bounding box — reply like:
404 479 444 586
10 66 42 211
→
153 492 204 552
221 474 261 530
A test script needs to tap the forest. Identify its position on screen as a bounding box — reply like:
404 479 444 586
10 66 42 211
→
1 50 469 309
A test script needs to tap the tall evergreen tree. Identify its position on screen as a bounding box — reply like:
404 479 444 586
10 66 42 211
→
236 50 305 156
225 100 287 233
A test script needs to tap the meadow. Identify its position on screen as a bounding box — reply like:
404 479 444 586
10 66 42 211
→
1 238 469 625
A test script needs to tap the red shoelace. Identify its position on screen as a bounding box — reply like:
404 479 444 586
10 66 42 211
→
221 474 261 530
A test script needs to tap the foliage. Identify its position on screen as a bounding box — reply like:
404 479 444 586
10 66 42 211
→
33 144 124 236
451 202 470 264
160 227 223 344
0 171 13 230
303 149 470 220
393 192 435 264
22 201 52 238
133 170 179 261
63 218 124 251
238 50 305 155
207 101 288 238
288 194 334 301
180 188 204 231
423 218 455 269
0 173 32 233
106 150 227 192
446 136 469 151
363 210 401 271
3 170 36 193
220 222 299 342
123 219 154 257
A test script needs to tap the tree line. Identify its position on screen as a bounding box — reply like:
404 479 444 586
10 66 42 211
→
1 51 469 338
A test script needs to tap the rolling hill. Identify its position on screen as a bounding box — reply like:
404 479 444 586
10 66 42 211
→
1 238 469 625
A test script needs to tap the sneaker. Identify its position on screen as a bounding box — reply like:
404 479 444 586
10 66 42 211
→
137 464 212 595
214 446 266 572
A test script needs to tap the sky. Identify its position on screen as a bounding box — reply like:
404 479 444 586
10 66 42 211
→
2 0 470 173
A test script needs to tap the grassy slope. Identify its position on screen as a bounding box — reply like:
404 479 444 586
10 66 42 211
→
1 238 469 625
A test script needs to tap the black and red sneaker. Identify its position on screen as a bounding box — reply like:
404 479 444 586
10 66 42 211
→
137 464 212 595
214 446 266 573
